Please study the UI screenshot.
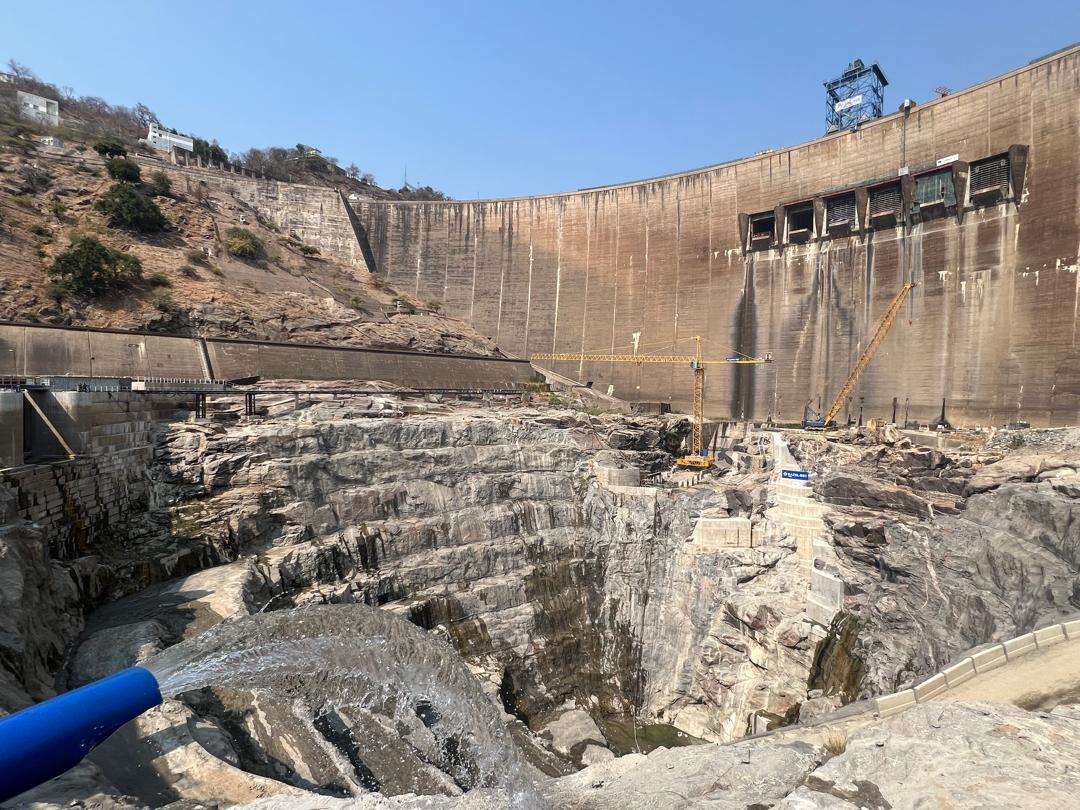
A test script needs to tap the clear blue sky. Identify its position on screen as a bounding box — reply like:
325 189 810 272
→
4 2 1077 199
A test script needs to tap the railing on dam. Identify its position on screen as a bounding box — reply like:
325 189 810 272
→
0 320 537 390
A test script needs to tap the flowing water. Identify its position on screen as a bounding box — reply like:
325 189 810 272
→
145 603 540 806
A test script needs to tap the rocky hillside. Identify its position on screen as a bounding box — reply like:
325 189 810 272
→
0 123 494 355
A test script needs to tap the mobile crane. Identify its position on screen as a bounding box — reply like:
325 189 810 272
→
803 281 916 431
532 336 773 468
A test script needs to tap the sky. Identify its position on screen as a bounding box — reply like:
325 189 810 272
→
3 1 1078 199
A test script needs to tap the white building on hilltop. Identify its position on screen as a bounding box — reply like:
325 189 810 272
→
146 122 194 155
17 90 59 128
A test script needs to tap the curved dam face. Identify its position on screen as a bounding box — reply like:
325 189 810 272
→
354 46 1080 427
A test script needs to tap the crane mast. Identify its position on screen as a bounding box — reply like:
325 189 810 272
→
806 281 916 430
531 336 772 467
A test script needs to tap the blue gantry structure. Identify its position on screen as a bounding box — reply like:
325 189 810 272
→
825 59 888 132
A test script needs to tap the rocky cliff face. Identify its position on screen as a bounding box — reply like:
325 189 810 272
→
148 403 805 739
796 429 1080 700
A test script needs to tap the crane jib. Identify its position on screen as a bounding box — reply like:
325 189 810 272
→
528 337 773 469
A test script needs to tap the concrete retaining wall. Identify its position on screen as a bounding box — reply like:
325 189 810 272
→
594 464 641 487
203 338 533 388
871 619 1080 718
0 322 536 389
691 516 753 549
772 478 828 568
806 566 844 626
128 155 369 269
36 392 188 455
0 323 205 379
0 392 22 468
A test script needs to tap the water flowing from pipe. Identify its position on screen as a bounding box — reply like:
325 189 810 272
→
145 603 540 807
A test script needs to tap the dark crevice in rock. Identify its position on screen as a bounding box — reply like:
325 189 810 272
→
808 612 865 704
498 668 532 726
312 711 381 792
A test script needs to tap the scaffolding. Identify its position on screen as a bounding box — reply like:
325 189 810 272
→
824 59 888 133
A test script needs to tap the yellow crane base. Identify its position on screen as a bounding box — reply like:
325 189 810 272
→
676 455 714 469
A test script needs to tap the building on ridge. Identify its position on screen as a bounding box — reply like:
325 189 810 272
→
145 122 194 155
16 90 59 128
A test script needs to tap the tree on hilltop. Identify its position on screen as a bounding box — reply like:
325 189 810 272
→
133 103 159 129
5 59 36 81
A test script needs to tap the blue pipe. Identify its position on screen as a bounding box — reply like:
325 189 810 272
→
0 666 163 803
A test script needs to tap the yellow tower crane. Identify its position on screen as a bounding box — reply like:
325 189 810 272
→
804 281 917 431
531 337 773 468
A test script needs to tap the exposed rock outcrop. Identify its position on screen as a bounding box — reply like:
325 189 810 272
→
794 433 1080 701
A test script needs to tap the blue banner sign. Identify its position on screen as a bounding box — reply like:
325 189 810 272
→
781 469 810 481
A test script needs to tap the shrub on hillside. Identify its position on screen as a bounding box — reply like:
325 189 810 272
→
47 237 142 296
148 171 172 196
222 227 263 259
105 157 141 183
150 289 173 311
147 271 171 287
299 245 319 255
93 138 127 158
95 184 166 232
184 248 209 265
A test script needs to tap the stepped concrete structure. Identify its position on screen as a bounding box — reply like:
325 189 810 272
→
350 44 1080 428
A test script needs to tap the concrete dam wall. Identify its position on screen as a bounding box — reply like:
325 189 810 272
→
352 45 1080 427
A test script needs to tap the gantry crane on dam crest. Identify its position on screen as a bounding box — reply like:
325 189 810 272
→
531 337 773 468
